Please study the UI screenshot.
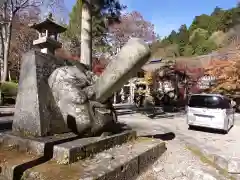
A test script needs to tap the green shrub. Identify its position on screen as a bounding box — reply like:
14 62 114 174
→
1 81 18 97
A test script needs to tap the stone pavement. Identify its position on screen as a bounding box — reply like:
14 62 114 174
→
118 113 240 178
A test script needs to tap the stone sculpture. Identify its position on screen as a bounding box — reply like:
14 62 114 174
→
48 65 117 136
48 38 151 136
12 38 150 137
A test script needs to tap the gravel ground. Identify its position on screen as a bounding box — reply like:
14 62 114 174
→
119 112 240 158
137 138 228 180
153 114 240 158
118 113 236 180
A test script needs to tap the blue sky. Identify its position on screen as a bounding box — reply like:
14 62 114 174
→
64 0 238 38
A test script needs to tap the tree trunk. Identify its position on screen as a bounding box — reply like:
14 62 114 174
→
175 73 179 99
0 31 3 78
80 0 92 70
0 26 3 105
2 22 12 82
1 1 12 82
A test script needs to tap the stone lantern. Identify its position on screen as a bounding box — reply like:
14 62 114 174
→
29 13 66 55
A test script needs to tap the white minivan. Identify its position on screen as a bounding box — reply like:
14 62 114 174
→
187 93 234 133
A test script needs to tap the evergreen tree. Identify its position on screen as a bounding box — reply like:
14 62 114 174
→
64 0 125 52
177 24 189 55
150 4 240 57
168 30 178 44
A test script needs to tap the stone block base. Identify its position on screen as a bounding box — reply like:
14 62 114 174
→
53 130 136 164
23 138 166 180
0 130 166 180
0 131 79 156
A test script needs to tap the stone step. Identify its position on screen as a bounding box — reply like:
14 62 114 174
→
116 109 134 115
113 103 135 110
0 108 14 117
53 130 136 164
0 131 80 156
22 138 166 180
0 130 137 180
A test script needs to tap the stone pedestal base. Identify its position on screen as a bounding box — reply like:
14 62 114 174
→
0 130 166 180
12 51 80 137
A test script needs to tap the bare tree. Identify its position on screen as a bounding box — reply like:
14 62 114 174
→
9 6 40 80
108 11 156 53
0 0 64 82
0 0 40 82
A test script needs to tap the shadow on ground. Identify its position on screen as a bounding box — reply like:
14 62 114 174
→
115 104 186 119
145 113 175 119
188 125 230 135
141 132 176 141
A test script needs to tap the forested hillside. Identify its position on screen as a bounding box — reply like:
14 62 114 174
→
151 4 240 58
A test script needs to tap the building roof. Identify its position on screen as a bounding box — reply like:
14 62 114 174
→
142 58 174 72
29 18 66 33
146 47 240 73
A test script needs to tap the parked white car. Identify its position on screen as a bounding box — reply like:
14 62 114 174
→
187 93 234 133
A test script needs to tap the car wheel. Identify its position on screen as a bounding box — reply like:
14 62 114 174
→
223 120 229 134
222 129 228 134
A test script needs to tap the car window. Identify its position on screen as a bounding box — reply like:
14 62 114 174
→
188 95 229 109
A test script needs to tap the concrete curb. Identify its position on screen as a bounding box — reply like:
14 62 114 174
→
157 125 240 178
0 119 13 125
